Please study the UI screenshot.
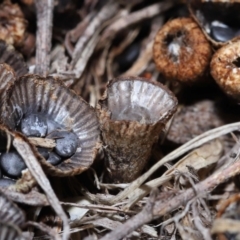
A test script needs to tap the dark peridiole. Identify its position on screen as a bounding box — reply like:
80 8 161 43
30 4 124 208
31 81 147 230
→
21 114 48 137
0 150 27 178
37 147 50 159
47 152 63 166
48 130 78 158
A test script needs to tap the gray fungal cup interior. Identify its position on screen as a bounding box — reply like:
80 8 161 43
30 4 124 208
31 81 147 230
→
107 78 177 124
2 75 100 176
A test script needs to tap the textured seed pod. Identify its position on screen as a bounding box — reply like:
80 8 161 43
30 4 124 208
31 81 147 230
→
153 17 212 83
0 191 25 226
189 0 240 47
0 40 28 78
210 40 240 100
2 75 100 176
0 1 27 47
0 124 36 193
97 76 178 183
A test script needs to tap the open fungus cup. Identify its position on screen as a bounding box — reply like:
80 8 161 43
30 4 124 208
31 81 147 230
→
98 77 178 183
153 17 212 83
1 75 100 176
188 0 240 47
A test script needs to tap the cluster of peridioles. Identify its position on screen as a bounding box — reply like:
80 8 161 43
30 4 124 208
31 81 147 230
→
0 40 100 189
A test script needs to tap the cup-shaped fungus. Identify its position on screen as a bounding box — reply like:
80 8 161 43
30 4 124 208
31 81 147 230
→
153 17 212 83
211 40 240 100
98 77 178 183
189 0 240 47
1 75 100 176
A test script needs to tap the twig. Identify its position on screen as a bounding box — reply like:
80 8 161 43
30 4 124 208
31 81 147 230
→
191 201 211 240
110 122 240 204
70 1 119 70
101 155 240 239
0 188 49 206
100 189 158 240
13 136 70 240
122 17 163 76
65 12 95 56
97 1 174 49
60 202 135 214
35 0 54 76
27 221 59 240
28 137 56 148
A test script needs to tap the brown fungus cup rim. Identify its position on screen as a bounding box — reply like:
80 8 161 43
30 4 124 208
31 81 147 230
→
98 76 178 126
2 75 101 177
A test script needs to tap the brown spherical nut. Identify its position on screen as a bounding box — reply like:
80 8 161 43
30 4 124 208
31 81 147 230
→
153 18 212 83
211 40 240 100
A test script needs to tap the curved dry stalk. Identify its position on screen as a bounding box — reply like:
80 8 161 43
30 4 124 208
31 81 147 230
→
69 1 119 79
0 188 48 206
101 153 240 240
13 136 69 240
110 122 240 204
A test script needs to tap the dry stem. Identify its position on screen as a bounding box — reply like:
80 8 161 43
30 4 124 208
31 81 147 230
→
100 154 240 239
35 0 54 76
13 136 70 240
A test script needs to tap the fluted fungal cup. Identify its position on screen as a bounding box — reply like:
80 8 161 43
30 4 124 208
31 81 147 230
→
98 76 178 183
1 75 100 176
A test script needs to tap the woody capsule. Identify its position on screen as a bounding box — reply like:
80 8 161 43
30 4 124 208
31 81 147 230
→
97 77 178 183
